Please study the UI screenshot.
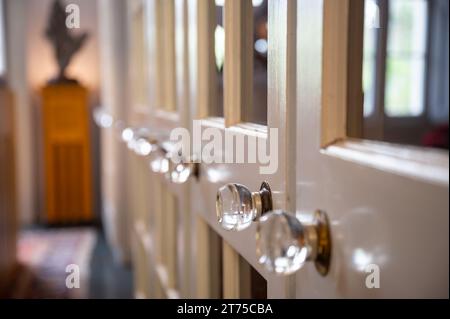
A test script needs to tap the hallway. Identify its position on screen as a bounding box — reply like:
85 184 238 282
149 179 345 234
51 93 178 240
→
88 231 133 299
4 227 133 299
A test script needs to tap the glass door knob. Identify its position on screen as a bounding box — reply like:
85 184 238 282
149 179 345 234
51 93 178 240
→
256 210 331 276
125 127 158 157
166 160 199 184
166 148 200 184
93 107 114 128
216 182 272 231
149 147 170 174
148 141 176 174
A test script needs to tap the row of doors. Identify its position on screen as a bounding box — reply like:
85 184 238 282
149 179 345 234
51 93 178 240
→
114 0 448 298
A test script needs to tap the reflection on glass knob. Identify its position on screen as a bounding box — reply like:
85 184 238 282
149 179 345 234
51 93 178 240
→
129 128 157 157
93 107 114 128
149 148 170 174
119 126 158 157
120 126 135 143
216 182 272 231
148 141 175 174
166 161 199 184
166 150 199 184
132 138 154 156
256 210 331 276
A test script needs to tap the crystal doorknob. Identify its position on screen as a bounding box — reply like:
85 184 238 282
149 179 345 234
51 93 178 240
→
164 146 199 184
256 210 331 276
166 160 199 184
93 107 114 128
216 182 272 231
148 141 175 174
149 148 170 174
124 127 158 156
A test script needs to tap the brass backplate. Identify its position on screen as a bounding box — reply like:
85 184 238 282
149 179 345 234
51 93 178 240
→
314 210 332 276
259 181 273 213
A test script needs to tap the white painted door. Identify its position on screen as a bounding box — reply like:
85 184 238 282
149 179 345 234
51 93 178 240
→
125 0 192 299
187 0 296 298
290 0 449 298
126 0 448 299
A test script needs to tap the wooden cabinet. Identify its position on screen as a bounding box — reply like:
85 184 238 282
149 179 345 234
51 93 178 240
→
42 84 93 224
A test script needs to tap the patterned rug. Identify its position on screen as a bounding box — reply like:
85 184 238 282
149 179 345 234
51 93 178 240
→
6 227 97 299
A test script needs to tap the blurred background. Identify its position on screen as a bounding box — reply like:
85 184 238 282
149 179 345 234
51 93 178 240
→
0 0 133 299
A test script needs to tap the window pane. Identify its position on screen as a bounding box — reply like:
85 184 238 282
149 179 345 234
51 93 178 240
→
214 1 224 117
362 0 379 117
359 0 449 149
385 56 426 116
222 0 267 124
251 0 268 125
385 0 428 117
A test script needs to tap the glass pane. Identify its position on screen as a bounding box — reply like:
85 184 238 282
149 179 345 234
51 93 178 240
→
385 0 428 116
360 0 449 149
362 0 379 117
214 0 225 117
385 56 426 116
251 0 268 125
0 0 5 77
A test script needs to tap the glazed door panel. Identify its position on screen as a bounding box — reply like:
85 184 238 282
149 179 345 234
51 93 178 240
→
125 0 449 299
294 0 449 298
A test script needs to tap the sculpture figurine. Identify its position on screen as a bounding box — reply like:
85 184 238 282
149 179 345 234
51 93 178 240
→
45 0 88 84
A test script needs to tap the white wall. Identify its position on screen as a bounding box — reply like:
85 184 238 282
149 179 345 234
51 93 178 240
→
97 0 131 264
26 0 100 91
5 0 33 225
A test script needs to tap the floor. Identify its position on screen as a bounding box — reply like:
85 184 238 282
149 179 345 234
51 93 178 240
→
89 232 134 299
6 226 133 299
